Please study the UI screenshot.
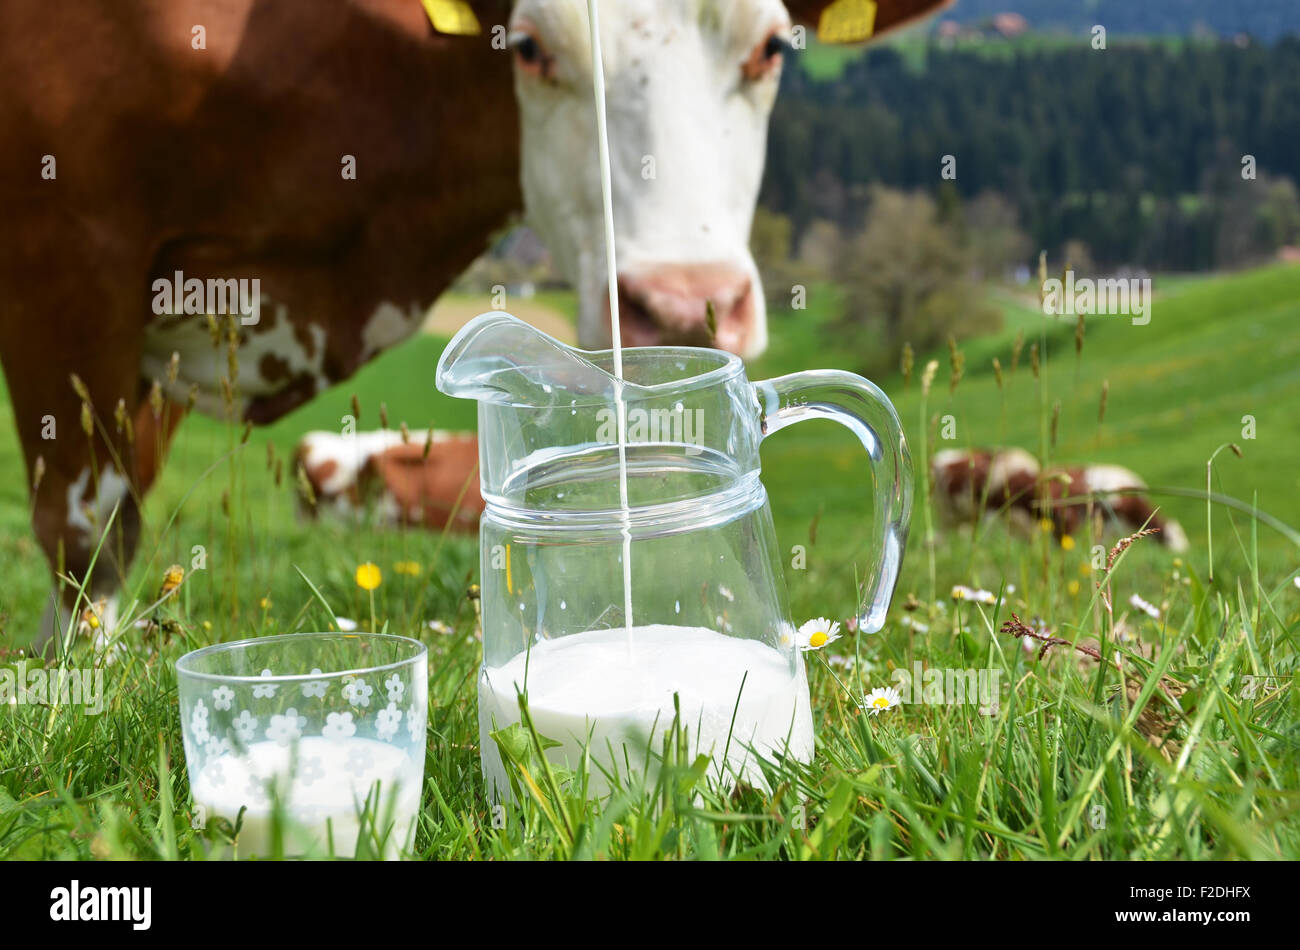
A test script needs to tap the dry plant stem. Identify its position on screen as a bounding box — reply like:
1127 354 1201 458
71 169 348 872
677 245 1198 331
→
1001 612 1108 665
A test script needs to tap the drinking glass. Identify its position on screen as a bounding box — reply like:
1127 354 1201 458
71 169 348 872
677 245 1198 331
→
176 632 427 858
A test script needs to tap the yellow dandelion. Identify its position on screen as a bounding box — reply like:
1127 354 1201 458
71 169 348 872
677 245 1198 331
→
1060 535 1075 551
157 564 185 601
1067 580 1081 597
259 596 272 610
1079 562 1093 576
393 560 422 577
355 562 382 591
1039 519 1054 534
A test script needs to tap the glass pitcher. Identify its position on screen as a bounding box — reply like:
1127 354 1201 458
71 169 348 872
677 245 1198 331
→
436 313 912 799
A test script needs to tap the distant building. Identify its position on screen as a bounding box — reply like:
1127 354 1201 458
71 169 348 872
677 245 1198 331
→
936 12 1029 43
991 13 1028 38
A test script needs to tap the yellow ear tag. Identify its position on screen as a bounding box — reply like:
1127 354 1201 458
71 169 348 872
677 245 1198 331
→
818 0 879 44
420 0 482 36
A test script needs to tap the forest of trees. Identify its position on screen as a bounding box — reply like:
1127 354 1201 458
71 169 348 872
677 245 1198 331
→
761 36 1300 273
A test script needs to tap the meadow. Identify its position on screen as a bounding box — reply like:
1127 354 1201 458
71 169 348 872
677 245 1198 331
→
0 263 1297 859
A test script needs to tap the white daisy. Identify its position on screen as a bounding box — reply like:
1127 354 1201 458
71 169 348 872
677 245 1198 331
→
1129 593 1161 620
951 585 997 605
796 617 841 652
860 686 902 715
334 616 359 632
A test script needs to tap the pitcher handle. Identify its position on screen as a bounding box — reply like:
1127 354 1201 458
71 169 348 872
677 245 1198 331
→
752 371 913 634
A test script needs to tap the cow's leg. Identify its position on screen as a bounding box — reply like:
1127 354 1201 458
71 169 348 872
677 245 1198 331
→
0 328 161 655
29 394 187 654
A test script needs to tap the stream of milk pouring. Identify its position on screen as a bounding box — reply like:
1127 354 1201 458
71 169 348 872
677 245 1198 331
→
587 0 635 656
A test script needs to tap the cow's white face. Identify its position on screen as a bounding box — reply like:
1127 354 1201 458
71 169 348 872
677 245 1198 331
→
509 0 792 358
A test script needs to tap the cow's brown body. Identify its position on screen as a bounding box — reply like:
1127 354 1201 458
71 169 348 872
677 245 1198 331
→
1 0 516 648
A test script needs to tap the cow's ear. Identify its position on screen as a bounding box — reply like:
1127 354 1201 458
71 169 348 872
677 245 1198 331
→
420 0 512 37
785 0 953 44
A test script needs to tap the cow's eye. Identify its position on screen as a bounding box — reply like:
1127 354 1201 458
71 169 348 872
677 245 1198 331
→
743 29 791 81
509 29 554 80
764 34 790 60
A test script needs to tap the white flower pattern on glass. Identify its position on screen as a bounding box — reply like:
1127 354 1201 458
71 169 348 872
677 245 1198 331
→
322 711 356 739
299 756 324 787
376 702 402 741
190 700 210 745
211 686 234 710
233 710 258 742
345 745 374 778
252 669 278 699
385 674 405 704
266 708 306 746
204 736 233 758
301 669 328 699
406 702 423 742
343 678 374 708
245 774 269 804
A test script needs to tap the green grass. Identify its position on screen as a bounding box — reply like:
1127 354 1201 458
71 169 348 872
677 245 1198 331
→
1 267 1298 859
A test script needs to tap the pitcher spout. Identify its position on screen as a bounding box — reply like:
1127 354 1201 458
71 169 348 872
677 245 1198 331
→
435 312 621 407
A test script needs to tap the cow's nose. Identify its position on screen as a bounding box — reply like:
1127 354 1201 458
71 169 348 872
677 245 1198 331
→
614 264 754 354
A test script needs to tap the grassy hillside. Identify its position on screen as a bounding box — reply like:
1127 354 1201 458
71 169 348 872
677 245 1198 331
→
1 265 1297 860
2 265 1298 643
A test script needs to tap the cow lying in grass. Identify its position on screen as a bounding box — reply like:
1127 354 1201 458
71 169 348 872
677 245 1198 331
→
296 430 484 531
931 447 1189 552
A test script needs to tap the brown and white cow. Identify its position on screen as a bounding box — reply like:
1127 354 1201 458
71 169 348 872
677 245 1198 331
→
931 448 1189 552
296 429 484 530
0 0 949 651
